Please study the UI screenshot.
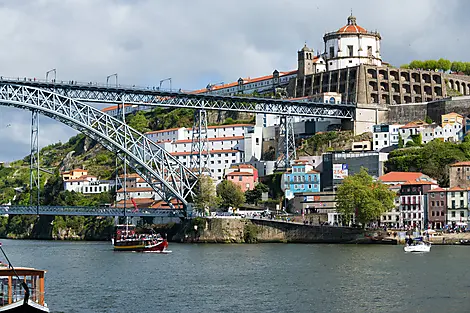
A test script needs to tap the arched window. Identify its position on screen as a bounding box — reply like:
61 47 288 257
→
329 97 335 104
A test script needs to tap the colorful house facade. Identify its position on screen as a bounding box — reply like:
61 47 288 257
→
281 160 320 196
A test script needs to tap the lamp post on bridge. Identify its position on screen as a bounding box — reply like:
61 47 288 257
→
106 73 118 87
45 69 56 82
159 78 172 91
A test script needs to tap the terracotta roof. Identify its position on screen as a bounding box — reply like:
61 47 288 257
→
227 172 254 177
174 136 243 144
307 170 320 174
448 186 465 191
207 124 253 129
338 24 366 34
118 173 142 179
450 161 470 167
238 164 256 169
190 70 297 94
64 175 97 182
150 199 184 209
145 128 180 135
379 172 425 182
171 149 240 156
293 160 309 164
401 180 436 186
101 104 133 112
428 187 446 192
399 121 428 129
114 198 154 208
116 187 155 193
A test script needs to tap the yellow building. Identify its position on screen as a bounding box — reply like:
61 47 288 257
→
441 112 463 127
61 168 88 181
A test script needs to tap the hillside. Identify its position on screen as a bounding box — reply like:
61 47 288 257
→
297 131 372 156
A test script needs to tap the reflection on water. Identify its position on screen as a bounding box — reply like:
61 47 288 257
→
4 240 470 313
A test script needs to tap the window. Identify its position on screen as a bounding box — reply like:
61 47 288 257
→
329 46 334 58
430 193 435 198
431 201 435 206
452 211 456 218
441 201 444 206
461 192 465 197
460 200 464 207
347 45 353 57
431 211 435 217
239 176 242 181
367 46 372 55
461 211 465 218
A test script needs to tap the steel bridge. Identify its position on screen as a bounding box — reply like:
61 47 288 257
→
0 205 186 218
0 77 355 118
0 84 197 209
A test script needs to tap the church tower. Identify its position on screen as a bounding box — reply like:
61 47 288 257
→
297 43 314 78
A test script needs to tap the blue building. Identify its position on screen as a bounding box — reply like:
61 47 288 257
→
282 160 321 196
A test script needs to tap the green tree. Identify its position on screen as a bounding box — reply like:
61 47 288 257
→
423 60 438 71
398 133 404 148
425 116 433 124
335 168 395 227
216 180 245 210
409 60 424 69
127 111 150 133
193 175 219 213
245 183 269 205
451 61 466 73
437 58 451 71
400 64 410 69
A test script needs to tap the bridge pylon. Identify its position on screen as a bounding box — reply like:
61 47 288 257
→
190 108 211 177
275 115 296 170
29 110 40 210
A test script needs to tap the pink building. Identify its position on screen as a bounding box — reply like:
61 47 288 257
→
225 164 259 192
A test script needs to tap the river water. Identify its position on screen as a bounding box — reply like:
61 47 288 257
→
5 240 470 313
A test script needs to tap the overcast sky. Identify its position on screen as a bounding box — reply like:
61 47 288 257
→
0 0 468 161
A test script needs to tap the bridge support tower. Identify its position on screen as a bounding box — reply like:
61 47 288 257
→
29 110 40 211
275 115 296 170
190 108 210 177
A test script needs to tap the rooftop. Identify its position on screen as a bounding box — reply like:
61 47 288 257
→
379 172 426 182
450 161 470 167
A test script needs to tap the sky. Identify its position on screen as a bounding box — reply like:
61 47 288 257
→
0 0 468 161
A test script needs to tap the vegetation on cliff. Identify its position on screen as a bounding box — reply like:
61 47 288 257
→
335 168 395 227
385 138 470 187
400 59 470 74
297 131 372 156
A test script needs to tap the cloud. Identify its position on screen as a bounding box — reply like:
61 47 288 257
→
0 0 468 161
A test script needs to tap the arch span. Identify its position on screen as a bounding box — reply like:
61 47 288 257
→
0 84 197 208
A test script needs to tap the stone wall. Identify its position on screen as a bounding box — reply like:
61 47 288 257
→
176 218 368 243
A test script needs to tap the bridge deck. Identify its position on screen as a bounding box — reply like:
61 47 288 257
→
0 206 186 218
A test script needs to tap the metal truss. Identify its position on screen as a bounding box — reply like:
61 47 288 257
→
2 79 355 118
275 116 297 170
0 84 197 208
0 205 186 218
190 109 210 176
29 110 40 207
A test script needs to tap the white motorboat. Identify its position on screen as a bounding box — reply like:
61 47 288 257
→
404 238 431 253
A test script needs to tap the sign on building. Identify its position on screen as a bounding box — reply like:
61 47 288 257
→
333 164 348 180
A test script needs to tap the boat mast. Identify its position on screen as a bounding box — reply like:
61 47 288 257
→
0 243 30 305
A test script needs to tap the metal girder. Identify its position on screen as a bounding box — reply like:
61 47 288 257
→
275 116 296 170
0 205 186 217
190 109 210 176
0 84 197 208
1 79 356 118
29 110 40 207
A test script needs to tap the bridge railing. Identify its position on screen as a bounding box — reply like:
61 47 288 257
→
0 205 188 218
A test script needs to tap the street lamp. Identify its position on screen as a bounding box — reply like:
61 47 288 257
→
107 73 118 87
159 78 172 91
45 69 56 82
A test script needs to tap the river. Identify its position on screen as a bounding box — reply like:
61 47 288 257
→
5 240 470 312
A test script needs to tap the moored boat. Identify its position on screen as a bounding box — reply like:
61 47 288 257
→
113 224 169 253
404 237 431 253
0 244 49 312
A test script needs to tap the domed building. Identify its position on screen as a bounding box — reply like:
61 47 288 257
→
323 14 382 71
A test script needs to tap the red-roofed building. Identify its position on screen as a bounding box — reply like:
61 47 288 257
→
225 164 259 192
427 187 447 229
449 161 470 188
62 169 88 181
379 172 436 185
446 186 468 227
322 14 382 72
399 179 438 229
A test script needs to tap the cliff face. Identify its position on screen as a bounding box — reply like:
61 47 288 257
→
175 218 367 244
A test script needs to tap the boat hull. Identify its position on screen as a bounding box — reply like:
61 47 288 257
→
0 300 49 312
404 245 431 253
114 239 168 252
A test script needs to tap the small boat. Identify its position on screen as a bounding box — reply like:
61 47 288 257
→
113 224 169 252
0 243 49 312
404 237 431 253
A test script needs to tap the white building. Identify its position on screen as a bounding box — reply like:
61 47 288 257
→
323 14 382 71
116 173 159 202
380 184 400 227
372 124 402 151
446 186 468 227
145 124 263 182
63 175 111 194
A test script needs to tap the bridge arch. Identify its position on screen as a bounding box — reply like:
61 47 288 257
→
0 84 197 208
